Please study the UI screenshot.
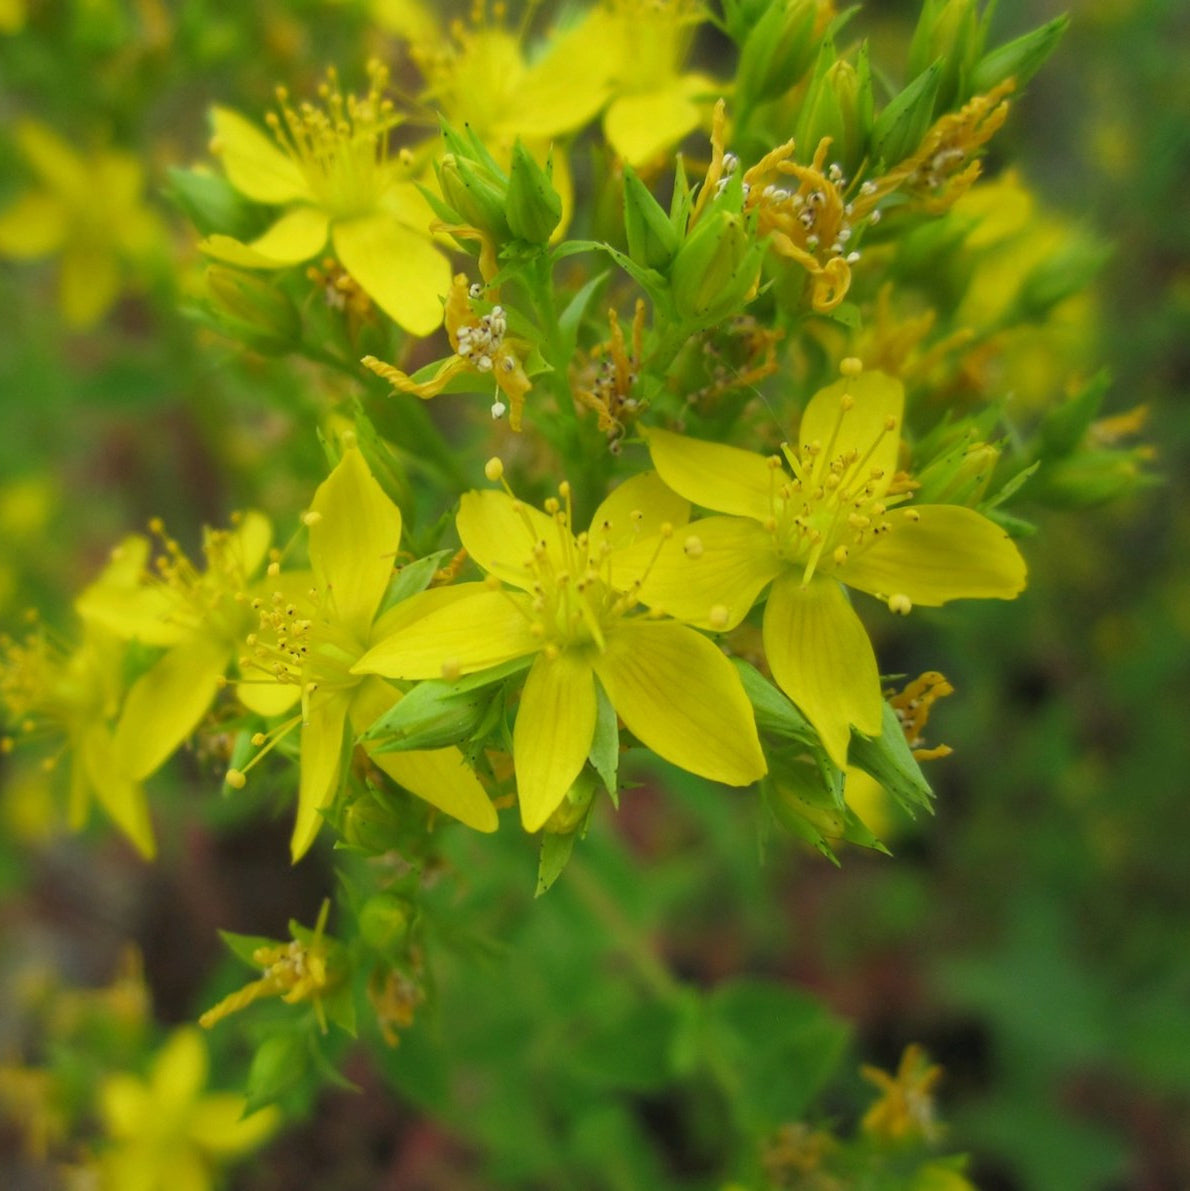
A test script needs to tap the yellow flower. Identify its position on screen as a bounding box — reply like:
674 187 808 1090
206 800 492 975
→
233 443 496 860
861 1043 944 1145
0 121 163 326
201 61 449 336
1 542 161 856
363 273 532 430
98 1027 278 1191
591 0 721 166
75 513 278 784
628 366 1026 766
354 468 767 832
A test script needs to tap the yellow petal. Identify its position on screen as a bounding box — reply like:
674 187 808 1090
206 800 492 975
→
594 620 766 786
236 680 301 716
617 515 780 629
15 121 85 194
457 489 559 591
370 582 487 643
354 675 497 832
59 244 121 327
332 213 450 337
152 1026 208 1107
114 636 229 779
227 509 273 576
80 725 155 858
645 426 775 522
797 372 903 493
211 106 309 204
189 1095 279 1156
291 692 351 861
762 574 883 768
309 446 402 639
199 205 328 267
514 651 597 832
354 589 541 679
589 470 690 549
0 192 68 258
604 74 716 166
99 1073 149 1138
840 505 1027 605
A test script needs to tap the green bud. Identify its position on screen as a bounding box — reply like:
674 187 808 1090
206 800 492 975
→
205 265 300 353
363 678 491 754
768 775 847 840
795 45 873 176
1036 448 1155 508
736 0 824 109
671 208 765 327
721 0 777 40
971 15 1070 95
1039 370 1110 457
358 893 412 953
907 0 982 110
341 789 403 853
915 439 1000 504
436 151 511 241
623 163 680 271
871 59 943 168
167 166 257 238
506 140 562 244
1014 233 1111 322
245 1033 309 1112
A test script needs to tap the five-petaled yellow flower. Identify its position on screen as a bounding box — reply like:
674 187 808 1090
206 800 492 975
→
202 61 449 336
97 1027 279 1191
627 366 1026 766
235 443 496 860
354 467 767 832
0 121 163 327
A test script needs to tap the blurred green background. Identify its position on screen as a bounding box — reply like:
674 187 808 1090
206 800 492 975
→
1 1 1187 1188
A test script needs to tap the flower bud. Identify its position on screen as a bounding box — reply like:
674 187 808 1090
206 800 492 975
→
623 163 680 271
915 439 1000 504
358 893 413 954
245 1033 309 1112
362 678 490 754
437 151 511 242
671 209 765 328
340 789 403 853
506 140 562 245
907 0 982 110
1013 233 1110 322
768 777 847 840
1035 448 1155 508
795 46 874 177
871 59 942 168
735 0 826 109
205 265 300 353
971 15 1069 96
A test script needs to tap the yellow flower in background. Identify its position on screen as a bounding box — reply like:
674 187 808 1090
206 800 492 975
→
591 0 721 166
627 366 1026 766
233 443 496 860
202 61 449 336
75 513 278 785
98 1027 279 1191
861 1043 944 1145
1 542 160 857
0 121 163 327
354 467 767 832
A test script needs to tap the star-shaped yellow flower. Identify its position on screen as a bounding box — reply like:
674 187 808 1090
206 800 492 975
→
0 121 163 326
625 366 1026 765
201 61 449 336
233 443 497 860
354 467 767 832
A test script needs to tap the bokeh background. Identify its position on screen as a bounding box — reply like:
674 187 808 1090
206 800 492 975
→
1 1 1187 1188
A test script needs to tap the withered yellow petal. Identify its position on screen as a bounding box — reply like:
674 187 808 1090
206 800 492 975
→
840 505 1027 605
514 651 597 832
332 213 449 337
211 106 309 205
645 426 775 522
309 446 402 640
354 589 541 679
762 574 883 768
594 620 766 785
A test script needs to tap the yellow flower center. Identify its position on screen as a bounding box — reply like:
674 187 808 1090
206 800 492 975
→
766 392 911 587
265 61 402 221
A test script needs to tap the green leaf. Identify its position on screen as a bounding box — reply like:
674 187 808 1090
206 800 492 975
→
217 929 277 969
536 829 579 897
243 1032 310 1114
380 549 454 613
588 678 620 802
